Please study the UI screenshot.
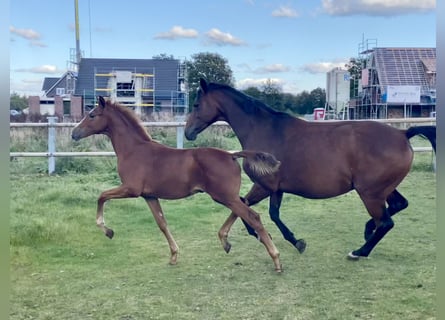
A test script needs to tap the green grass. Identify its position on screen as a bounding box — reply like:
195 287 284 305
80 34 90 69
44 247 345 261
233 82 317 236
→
10 151 436 319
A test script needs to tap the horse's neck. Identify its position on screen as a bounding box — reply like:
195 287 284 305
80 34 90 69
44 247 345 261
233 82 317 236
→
223 99 280 149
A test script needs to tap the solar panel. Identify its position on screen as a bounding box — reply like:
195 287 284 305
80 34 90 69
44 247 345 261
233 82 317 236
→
374 48 436 87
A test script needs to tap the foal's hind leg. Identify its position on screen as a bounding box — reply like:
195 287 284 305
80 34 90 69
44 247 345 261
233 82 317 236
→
364 189 408 241
224 199 282 272
240 183 270 238
269 191 306 253
145 198 179 265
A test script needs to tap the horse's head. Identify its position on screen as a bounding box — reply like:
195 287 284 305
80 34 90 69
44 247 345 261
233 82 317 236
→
185 78 223 141
72 96 110 141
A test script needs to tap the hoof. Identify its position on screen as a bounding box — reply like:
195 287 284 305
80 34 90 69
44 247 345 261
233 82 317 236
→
224 243 232 254
275 264 283 273
105 229 114 239
295 239 306 253
347 251 360 260
347 251 368 260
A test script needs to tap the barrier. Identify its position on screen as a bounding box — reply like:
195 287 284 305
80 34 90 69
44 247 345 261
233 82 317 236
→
10 117 436 174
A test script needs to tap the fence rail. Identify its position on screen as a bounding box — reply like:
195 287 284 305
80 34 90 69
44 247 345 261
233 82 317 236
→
10 117 436 174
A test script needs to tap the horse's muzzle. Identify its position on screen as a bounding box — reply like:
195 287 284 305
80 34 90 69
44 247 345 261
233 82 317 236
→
184 128 197 141
71 128 83 141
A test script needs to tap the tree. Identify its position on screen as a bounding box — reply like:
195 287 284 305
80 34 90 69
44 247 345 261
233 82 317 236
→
186 52 234 110
10 92 28 111
260 79 283 112
345 57 366 98
152 53 175 60
309 87 326 110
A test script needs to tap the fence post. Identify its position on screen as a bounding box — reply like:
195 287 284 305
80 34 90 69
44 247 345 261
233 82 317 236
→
47 116 58 174
175 115 186 149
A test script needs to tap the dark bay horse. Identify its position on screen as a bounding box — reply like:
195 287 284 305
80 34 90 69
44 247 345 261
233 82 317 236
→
72 96 283 272
184 78 436 260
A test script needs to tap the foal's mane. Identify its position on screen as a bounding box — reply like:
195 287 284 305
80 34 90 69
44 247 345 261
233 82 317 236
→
207 82 294 120
106 100 152 141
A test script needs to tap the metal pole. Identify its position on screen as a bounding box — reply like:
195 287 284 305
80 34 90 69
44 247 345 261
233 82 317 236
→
47 117 58 174
175 115 185 149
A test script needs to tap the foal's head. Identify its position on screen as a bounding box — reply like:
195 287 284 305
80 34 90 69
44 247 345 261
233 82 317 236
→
72 96 151 142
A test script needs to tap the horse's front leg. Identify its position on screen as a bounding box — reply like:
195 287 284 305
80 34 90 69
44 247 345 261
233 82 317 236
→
97 185 138 239
269 191 306 253
145 197 179 265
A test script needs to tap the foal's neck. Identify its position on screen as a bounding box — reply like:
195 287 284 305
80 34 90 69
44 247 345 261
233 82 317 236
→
107 114 151 156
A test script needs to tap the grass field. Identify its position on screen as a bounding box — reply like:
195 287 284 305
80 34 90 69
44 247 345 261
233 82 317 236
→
10 150 436 319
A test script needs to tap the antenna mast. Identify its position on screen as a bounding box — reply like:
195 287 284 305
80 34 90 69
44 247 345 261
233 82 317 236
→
74 0 81 64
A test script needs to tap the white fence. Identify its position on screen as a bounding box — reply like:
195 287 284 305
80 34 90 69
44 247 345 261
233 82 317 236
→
10 117 436 174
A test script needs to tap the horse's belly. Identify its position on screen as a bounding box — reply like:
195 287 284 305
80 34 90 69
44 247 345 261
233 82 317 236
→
281 176 353 199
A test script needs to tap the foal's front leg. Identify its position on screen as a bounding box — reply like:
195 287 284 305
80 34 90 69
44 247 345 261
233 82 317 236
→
145 197 179 265
96 185 138 238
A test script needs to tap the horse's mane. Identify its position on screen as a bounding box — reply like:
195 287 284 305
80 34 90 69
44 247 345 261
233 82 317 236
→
207 82 295 120
106 100 152 141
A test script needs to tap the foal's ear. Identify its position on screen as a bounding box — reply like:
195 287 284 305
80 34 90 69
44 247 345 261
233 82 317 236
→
98 96 106 108
199 78 208 93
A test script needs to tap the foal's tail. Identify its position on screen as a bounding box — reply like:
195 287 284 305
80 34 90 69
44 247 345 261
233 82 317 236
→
405 125 436 153
232 150 281 176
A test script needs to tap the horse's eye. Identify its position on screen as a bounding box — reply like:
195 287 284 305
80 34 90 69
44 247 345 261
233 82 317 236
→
89 113 96 119
193 103 199 109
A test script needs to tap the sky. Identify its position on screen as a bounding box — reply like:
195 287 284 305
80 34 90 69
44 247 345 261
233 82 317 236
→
10 0 436 96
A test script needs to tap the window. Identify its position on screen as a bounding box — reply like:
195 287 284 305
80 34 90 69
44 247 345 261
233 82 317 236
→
116 81 135 97
56 88 65 96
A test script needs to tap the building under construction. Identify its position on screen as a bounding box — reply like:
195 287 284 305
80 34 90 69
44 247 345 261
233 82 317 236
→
325 41 436 120
350 45 436 119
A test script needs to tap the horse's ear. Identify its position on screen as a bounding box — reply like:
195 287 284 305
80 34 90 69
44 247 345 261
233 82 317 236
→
98 96 106 108
199 78 208 93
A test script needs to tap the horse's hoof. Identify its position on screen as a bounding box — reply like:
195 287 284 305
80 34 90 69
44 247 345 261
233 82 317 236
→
347 251 360 260
275 264 283 273
224 243 232 254
295 239 306 253
105 229 114 239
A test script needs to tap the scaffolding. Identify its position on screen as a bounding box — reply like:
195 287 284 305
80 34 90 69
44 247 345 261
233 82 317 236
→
350 40 436 119
93 67 155 115
89 60 189 117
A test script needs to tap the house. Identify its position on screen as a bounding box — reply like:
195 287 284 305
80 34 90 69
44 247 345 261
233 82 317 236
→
350 47 436 119
31 57 187 120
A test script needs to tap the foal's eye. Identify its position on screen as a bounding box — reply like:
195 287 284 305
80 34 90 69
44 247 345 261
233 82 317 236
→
89 113 96 119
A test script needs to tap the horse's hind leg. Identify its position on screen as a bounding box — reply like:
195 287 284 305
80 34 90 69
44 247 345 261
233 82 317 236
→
145 197 179 265
269 191 306 253
364 189 408 241
351 197 394 259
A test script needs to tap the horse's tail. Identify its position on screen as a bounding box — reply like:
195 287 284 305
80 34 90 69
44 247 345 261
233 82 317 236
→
232 150 281 176
405 125 436 153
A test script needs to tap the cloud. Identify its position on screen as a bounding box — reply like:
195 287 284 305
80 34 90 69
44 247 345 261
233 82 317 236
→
300 61 347 74
154 26 198 40
29 41 47 48
272 6 299 18
204 28 246 46
255 63 291 73
322 0 435 16
15 65 60 74
10 25 41 40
